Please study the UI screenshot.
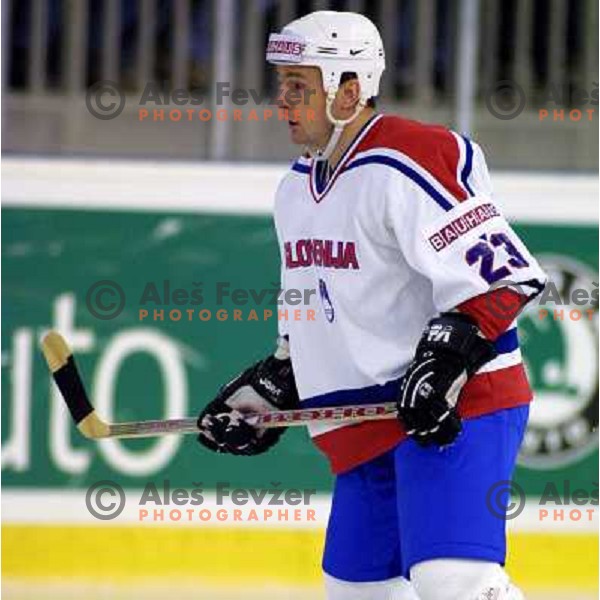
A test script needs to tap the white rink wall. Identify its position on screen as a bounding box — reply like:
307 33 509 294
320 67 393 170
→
3 157 598 223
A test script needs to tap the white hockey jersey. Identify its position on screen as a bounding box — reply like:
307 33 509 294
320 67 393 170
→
274 114 546 473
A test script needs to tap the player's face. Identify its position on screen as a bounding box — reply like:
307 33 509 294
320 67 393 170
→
275 66 330 148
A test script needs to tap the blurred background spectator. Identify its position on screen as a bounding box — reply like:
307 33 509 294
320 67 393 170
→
2 0 598 166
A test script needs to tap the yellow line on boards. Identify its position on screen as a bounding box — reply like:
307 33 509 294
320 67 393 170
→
2 526 597 591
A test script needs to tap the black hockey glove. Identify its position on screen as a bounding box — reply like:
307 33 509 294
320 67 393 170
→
396 313 497 447
197 339 299 456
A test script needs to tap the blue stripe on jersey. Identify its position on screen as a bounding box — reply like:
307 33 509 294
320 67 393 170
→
302 329 519 409
460 136 475 196
291 161 310 174
302 378 402 409
494 328 519 354
344 155 455 212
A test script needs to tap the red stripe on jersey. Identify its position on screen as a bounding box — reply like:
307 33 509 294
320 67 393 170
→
459 289 529 340
460 362 532 417
312 363 532 474
311 420 404 475
352 114 468 202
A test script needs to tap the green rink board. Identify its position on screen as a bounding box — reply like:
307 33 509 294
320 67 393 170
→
2 208 598 495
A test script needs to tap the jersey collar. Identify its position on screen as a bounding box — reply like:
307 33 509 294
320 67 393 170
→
308 113 383 204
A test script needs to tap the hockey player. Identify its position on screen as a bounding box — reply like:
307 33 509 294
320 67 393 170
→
197 11 546 600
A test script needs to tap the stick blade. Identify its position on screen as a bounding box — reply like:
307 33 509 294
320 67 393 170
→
40 330 97 429
41 331 72 373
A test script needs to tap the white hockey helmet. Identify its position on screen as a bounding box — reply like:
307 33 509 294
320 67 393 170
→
266 11 385 158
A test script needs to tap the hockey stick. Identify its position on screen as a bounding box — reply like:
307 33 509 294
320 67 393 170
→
41 331 398 440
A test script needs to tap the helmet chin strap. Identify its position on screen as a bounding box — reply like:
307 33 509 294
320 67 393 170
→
308 90 366 161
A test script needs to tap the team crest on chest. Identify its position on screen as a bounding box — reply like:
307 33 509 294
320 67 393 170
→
318 278 335 323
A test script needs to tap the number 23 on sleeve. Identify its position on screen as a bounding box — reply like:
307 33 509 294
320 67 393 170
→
465 232 529 284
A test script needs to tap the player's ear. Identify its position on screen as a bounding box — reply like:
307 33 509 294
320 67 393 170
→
336 78 361 114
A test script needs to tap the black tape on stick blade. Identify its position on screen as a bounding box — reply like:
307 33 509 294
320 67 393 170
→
53 356 94 424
